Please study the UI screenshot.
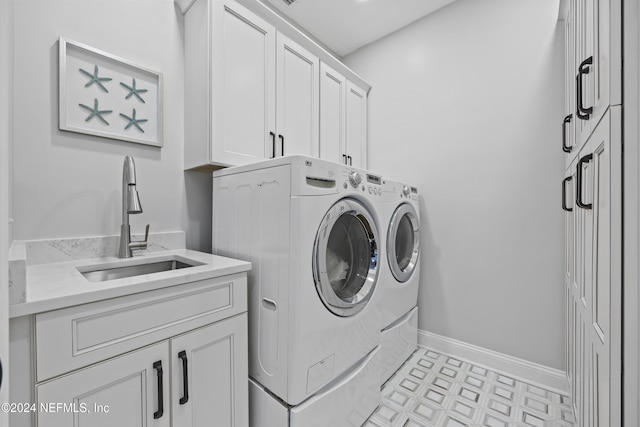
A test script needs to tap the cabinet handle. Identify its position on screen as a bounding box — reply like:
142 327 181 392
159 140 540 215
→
269 132 276 159
576 56 593 120
562 176 573 212
576 153 593 210
178 351 189 405
279 134 284 156
153 360 164 419
347 155 352 166
562 114 572 153
342 154 347 164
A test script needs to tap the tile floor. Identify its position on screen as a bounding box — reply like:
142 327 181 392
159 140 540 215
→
366 348 575 427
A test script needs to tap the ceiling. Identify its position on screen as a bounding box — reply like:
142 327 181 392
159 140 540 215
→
261 0 458 57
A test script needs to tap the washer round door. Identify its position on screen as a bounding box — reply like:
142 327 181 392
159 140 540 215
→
313 198 380 317
387 203 420 283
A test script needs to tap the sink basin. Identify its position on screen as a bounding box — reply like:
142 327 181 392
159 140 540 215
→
79 257 202 282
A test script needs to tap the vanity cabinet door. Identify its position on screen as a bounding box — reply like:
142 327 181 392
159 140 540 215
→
171 314 248 427
36 341 170 427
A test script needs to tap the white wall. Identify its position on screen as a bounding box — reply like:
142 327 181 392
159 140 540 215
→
11 0 212 252
344 0 566 369
0 0 13 421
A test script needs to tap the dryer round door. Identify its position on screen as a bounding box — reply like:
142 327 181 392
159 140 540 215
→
387 203 420 283
313 198 380 317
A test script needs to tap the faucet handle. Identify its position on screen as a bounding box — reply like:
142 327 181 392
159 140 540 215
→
129 224 150 253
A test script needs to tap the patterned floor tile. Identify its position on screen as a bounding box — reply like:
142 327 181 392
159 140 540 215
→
368 347 575 427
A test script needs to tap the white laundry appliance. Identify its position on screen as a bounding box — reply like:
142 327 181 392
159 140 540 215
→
212 155 385 427
375 179 421 384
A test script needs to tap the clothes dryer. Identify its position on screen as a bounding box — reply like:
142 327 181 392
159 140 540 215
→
375 179 421 383
213 155 384 426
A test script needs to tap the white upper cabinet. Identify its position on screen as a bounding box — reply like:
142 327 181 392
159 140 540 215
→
184 0 276 168
571 0 621 149
181 0 368 170
319 62 368 169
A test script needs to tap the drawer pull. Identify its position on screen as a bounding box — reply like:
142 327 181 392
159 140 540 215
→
270 132 276 159
576 56 593 120
562 114 572 153
562 176 573 212
153 360 164 419
576 153 593 210
178 351 189 405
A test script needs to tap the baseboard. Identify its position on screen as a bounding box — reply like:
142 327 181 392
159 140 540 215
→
418 329 569 395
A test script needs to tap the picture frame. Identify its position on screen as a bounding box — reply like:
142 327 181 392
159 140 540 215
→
58 37 163 147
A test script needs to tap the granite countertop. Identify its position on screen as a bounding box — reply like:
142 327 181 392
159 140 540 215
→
10 249 251 318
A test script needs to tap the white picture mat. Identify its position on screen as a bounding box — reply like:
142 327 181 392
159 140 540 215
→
59 38 163 147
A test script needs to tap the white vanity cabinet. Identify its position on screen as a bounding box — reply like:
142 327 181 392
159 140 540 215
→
25 273 248 427
183 0 320 169
319 62 368 169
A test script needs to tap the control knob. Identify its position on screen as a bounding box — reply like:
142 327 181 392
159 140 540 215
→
349 172 362 188
402 185 411 197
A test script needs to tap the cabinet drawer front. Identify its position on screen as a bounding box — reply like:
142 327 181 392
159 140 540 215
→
36 274 247 382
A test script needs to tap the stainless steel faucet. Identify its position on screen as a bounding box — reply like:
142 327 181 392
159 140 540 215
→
118 156 149 258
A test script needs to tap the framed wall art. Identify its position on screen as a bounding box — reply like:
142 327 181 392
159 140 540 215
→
58 37 163 147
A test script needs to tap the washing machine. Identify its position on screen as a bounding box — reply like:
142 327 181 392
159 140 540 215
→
375 179 421 384
212 155 384 426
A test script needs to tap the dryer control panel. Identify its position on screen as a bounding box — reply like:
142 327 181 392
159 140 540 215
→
402 186 419 202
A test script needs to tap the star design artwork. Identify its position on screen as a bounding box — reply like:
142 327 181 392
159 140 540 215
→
78 98 112 125
79 65 112 93
120 78 148 103
120 108 148 133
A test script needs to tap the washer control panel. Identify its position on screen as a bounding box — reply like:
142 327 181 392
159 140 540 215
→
341 169 382 197
348 171 362 188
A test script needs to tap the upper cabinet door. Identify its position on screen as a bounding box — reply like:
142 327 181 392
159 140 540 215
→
275 33 319 158
563 3 577 166
574 0 619 148
212 0 276 165
184 0 276 169
319 62 346 165
345 81 367 169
